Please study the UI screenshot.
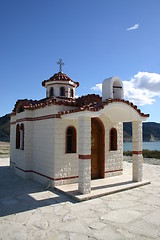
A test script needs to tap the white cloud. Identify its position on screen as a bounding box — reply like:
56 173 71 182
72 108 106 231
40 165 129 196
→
91 83 102 92
130 72 160 92
127 23 139 31
123 80 156 106
91 71 160 106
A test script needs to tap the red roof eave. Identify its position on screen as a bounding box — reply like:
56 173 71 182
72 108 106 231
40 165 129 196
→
58 99 150 118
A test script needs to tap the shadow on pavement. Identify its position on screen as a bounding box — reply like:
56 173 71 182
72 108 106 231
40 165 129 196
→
0 166 76 217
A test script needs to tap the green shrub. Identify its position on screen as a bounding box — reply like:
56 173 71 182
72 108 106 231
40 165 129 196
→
123 150 160 159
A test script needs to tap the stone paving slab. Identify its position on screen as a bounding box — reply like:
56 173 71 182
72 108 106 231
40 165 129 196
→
0 157 160 240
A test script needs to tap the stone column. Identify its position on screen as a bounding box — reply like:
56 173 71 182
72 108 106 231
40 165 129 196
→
78 116 91 194
132 121 143 182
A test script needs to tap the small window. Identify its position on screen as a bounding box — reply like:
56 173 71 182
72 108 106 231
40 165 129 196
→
16 124 20 149
20 124 24 150
66 126 76 153
60 87 65 97
71 89 74 97
50 87 54 97
110 128 117 151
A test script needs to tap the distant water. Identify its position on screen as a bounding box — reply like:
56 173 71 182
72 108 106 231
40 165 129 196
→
123 142 160 151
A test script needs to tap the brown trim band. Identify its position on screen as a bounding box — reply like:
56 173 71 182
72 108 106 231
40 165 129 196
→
133 151 143 155
10 121 16 125
15 166 78 181
54 175 78 181
105 169 123 174
79 154 91 159
10 114 61 124
15 166 55 180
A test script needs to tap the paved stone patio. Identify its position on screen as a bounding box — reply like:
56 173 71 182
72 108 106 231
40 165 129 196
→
0 157 160 239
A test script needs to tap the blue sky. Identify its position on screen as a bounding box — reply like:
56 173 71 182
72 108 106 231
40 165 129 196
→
1 0 160 122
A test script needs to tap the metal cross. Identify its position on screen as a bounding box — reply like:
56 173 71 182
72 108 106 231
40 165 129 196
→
57 59 64 72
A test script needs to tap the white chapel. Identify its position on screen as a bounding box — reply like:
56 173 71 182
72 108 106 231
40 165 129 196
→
10 60 149 194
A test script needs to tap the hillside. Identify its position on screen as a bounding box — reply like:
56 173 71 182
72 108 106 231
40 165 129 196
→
123 122 160 142
0 114 160 142
0 115 10 142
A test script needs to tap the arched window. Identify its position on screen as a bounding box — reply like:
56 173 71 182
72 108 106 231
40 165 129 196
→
66 126 76 153
50 87 54 97
110 128 117 151
20 124 24 150
16 124 20 149
60 87 65 97
71 89 74 97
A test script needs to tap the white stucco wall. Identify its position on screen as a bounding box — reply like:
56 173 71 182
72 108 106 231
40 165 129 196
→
54 118 78 186
100 114 123 178
10 112 31 179
31 118 55 186
10 104 79 186
10 119 16 169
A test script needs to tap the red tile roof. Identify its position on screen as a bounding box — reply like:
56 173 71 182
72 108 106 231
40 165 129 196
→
42 72 79 88
11 94 149 118
58 98 150 118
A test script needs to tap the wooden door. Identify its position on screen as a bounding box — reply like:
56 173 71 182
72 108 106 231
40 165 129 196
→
91 118 105 179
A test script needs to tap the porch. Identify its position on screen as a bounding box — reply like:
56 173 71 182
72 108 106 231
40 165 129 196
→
55 161 150 202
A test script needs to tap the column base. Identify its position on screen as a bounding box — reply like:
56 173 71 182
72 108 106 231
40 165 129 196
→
78 159 91 194
132 154 143 182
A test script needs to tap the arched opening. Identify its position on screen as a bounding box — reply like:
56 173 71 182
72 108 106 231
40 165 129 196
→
113 80 123 99
66 126 77 153
110 128 117 151
20 124 24 150
91 118 105 179
50 87 54 97
60 87 65 97
71 89 74 97
16 124 20 149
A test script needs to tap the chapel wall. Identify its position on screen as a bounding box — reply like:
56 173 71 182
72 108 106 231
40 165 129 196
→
24 121 33 172
54 118 79 186
31 117 56 186
100 115 123 178
10 117 16 169
10 113 31 179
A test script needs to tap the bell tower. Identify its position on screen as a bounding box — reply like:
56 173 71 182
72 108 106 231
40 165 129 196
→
102 76 124 101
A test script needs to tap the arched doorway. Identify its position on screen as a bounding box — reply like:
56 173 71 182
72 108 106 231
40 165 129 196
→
91 118 105 179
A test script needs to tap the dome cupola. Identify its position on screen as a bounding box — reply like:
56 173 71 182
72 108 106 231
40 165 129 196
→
42 59 79 99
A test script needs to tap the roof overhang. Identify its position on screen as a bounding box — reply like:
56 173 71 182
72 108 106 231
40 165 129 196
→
61 102 149 122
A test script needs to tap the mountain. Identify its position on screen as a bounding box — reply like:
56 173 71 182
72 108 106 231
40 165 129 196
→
123 122 160 142
0 115 10 142
0 114 160 142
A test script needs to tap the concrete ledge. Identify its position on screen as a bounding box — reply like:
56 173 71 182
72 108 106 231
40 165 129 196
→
55 176 151 202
